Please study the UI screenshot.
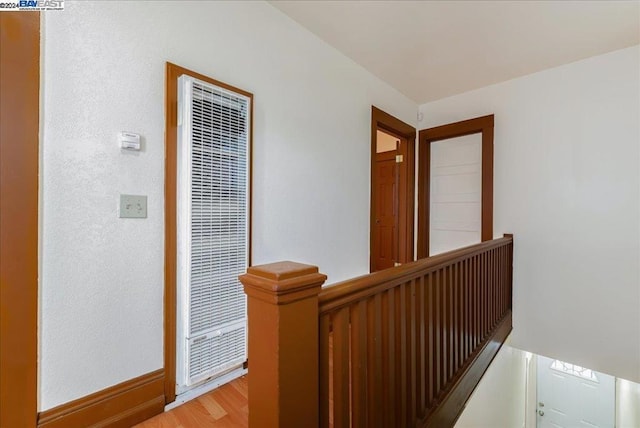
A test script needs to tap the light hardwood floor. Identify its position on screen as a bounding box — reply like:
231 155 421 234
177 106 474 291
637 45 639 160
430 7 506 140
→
135 376 248 427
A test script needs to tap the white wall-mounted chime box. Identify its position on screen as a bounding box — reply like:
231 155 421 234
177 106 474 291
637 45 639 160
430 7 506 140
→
119 131 141 150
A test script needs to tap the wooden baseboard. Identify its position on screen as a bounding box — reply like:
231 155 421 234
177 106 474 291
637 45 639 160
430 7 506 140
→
423 310 513 428
37 369 165 428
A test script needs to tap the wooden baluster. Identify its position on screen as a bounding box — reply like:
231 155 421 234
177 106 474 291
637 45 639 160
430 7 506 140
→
485 251 490 332
476 254 481 347
487 250 496 331
485 251 489 333
505 245 509 313
498 248 502 321
240 261 326 428
452 263 458 374
479 252 484 340
510 242 514 310
333 307 351 428
409 280 417 425
434 269 442 396
454 262 459 370
350 300 367 428
458 261 464 369
496 249 499 325
480 252 484 339
427 272 435 407
487 251 493 333
470 257 475 351
444 266 453 385
462 260 466 365
369 293 382 427
487 251 494 333
490 249 494 328
452 264 458 376
483 252 488 339
504 245 508 313
465 258 470 362
503 246 506 315
491 250 495 327
449 266 455 382
496 247 502 318
385 289 395 427
470 257 475 352
441 267 448 389
504 245 508 314
500 246 505 317
494 248 498 321
418 276 426 419
449 264 458 378
319 314 331 428
398 283 407 428
467 259 472 354
497 249 500 320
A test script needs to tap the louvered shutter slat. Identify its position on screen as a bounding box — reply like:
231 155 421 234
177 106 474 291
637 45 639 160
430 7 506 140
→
176 76 250 390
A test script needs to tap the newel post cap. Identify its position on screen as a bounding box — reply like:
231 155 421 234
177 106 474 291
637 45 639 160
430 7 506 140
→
239 261 327 305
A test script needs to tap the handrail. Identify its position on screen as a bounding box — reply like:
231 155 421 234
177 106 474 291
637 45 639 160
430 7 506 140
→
240 234 514 428
319 234 513 314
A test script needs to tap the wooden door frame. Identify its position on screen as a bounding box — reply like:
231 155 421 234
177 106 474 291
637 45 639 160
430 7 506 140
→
164 62 253 403
370 106 416 272
0 12 40 427
417 115 494 259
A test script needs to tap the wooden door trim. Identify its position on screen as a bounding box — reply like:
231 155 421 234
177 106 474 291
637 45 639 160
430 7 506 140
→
370 106 416 272
164 62 253 403
0 12 40 427
417 115 494 259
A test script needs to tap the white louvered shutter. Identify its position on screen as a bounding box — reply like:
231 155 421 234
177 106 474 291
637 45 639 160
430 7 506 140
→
176 75 250 391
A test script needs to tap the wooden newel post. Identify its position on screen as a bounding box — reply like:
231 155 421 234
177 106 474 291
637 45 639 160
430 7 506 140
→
239 261 327 428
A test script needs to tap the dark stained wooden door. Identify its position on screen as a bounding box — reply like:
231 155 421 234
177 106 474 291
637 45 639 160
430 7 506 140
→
372 150 398 271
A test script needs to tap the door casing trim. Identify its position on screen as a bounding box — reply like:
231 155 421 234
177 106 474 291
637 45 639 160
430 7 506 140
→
370 106 416 271
164 62 254 403
417 115 494 258
0 12 40 427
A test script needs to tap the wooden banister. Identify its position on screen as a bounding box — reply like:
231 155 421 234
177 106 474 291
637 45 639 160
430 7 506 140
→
319 236 513 314
241 235 514 428
239 261 327 428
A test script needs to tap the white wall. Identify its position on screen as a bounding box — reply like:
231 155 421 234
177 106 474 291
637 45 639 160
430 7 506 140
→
617 378 640 428
40 1 417 410
455 340 529 428
420 46 640 383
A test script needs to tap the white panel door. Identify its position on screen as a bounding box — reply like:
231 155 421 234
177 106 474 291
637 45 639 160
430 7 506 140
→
537 356 615 428
430 134 482 255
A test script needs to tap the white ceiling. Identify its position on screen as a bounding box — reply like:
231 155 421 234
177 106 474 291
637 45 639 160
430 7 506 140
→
270 1 640 104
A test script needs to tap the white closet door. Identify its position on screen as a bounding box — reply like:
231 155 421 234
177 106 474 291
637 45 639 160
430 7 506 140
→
430 134 482 255
176 75 250 392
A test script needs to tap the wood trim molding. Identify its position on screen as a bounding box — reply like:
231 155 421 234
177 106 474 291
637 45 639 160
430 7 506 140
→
417 115 494 258
422 310 512 428
37 370 164 428
164 62 254 403
164 62 180 405
0 12 40 428
370 106 416 271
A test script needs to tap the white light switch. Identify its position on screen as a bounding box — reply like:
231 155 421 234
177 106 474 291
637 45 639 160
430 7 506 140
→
119 194 147 218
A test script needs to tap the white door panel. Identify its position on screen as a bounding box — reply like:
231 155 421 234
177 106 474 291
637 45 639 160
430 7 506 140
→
433 203 481 224
430 134 482 255
537 356 615 428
